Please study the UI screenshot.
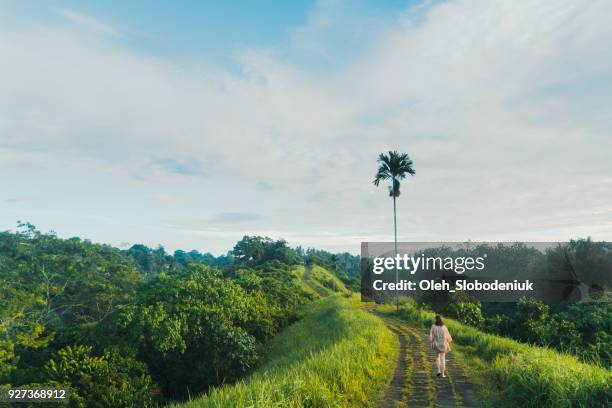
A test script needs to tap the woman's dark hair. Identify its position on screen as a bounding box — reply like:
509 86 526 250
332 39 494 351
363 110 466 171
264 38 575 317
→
435 315 443 326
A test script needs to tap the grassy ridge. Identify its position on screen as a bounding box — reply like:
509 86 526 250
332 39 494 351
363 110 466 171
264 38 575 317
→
175 296 396 407
292 265 319 297
307 265 349 296
387 302 611 407
294 264 349 297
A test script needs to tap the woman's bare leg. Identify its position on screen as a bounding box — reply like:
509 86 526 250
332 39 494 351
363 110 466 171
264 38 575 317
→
440 352 446 377
435 352 441 374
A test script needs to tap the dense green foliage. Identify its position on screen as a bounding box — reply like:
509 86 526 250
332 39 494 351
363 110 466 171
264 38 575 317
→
0 225 321 406
231 236 301 267
424 291 611 367
174 296 396 408
0 223 142 380
442 291 485 328
113 266 259 398
386 300 611 408
296 247 360 277
44 345 155 407
484 298 612 367
123 244 232 278
415 240 612 367
173 249 231 269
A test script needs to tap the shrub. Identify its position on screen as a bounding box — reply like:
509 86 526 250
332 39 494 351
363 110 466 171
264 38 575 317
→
114 266 260 399
443 292 484 327
44 345 156 407
511 297 549 344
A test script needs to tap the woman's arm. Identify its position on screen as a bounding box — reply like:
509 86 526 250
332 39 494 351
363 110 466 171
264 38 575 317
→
445 326 452 342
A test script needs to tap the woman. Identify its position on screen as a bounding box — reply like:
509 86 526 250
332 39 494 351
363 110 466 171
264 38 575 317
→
430 315 452 378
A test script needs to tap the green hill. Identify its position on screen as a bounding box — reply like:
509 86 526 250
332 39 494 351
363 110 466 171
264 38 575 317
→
173 296 395 407
294 264 350 297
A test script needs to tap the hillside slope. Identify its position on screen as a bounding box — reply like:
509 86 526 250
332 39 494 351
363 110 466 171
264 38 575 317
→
294 264 350 297
173 296 395 407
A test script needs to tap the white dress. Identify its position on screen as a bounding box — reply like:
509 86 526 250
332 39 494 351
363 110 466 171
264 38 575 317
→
430 325 452 353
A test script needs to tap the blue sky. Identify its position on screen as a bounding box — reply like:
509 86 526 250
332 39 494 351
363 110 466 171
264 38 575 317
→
1 0 611 254
3 1 313 55
2 1 413 61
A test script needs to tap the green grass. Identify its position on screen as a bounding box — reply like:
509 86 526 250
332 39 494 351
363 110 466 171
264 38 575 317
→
383 301 611 408
173 296 396 408
295 264 350 297
307 265 349 296
292 265 319 297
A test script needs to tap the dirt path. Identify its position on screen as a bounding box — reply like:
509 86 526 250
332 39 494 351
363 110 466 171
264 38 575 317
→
300 264 312 287
301 264 326 296
378 325 408 407
365 305 479 408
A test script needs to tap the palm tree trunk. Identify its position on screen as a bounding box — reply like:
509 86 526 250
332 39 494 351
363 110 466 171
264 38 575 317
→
393 191 399 312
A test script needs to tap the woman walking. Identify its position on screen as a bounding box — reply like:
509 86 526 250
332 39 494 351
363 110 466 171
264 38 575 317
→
430 315 452 378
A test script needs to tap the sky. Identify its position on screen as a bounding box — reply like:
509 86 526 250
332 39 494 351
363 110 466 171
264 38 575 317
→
1 0 611 255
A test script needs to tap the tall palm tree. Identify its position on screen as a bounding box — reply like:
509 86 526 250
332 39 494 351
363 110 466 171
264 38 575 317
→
374 151 415 311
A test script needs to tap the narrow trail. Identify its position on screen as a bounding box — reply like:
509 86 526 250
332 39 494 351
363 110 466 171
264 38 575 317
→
378 325 408 407
300 264 326 296
364 305 479 408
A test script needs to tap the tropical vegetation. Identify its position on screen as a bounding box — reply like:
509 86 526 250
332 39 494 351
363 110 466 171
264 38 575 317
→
174 296 396 408
0 224 344 406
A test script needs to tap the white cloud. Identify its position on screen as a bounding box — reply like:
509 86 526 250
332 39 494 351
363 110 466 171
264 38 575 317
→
1 0 611 253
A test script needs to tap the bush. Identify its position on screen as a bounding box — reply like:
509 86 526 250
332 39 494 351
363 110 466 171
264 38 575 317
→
551 302 612 367
484 314 512 336
511 297 549 344
113 265 260 399
232 263 313 336
44 345 156 407
443 292 484 327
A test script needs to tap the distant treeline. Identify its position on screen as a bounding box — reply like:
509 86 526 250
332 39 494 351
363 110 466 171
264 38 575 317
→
122 235 361 289
296 247 360 277
0 223 356 407
122 236 359 277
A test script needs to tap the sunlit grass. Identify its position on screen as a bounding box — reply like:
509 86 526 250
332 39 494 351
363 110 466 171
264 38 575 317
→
293 264 350 297
174 296 396 408
307 265 350 296
382 301 611 407
292 265 319 297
